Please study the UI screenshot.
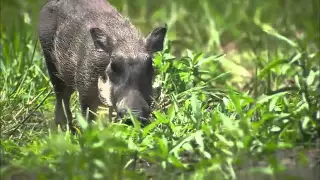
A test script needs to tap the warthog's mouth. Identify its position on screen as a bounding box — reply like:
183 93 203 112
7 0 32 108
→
116 109 151 127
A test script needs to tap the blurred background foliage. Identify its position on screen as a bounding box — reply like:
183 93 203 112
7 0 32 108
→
2 0 320 52
1 0 319 89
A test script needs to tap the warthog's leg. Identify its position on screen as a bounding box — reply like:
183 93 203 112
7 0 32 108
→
54 87 74 130
79 95 100 123
43 52 75 131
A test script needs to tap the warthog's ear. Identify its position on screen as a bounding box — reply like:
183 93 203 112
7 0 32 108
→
90 27 113 54
145 26 167 53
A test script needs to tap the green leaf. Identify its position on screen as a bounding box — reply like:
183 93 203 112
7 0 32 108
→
167 104 176 121
182 143 193 151
257 92 288 105
215 132 234 147
143 111 168 137
248 167 273 175
191 93 202 122
254 9 297 48
306 70 317 86
269 95 280 111
295 75 301 89
158 136 168 157
194 131 204 151
93 159 106 169
270 126 281 132
218 112 235 131
23 12 31 24
170 133 196 157
76 113 88 130
195 54 225 67
168 155 186 168
191 52 204 65
258 59 288 78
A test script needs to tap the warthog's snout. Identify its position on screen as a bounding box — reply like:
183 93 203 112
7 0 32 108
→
114 90 151 122
117 108 150 122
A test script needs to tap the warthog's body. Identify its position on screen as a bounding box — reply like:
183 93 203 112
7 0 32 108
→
38 0 167 129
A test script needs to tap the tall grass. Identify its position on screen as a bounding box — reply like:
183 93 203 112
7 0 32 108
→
1 0 319 179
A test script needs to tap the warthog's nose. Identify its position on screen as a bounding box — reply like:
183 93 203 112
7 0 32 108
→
117 109 149 122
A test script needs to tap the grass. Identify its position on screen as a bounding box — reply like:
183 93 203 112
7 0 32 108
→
1 0 320 179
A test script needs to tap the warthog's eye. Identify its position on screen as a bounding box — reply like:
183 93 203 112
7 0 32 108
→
107 60 122 75
107 60 123 83
110 61 121 74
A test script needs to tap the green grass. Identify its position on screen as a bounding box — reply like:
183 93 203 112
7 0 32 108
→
1 0 320 179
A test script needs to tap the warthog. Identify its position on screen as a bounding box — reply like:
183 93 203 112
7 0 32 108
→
38 0 167 129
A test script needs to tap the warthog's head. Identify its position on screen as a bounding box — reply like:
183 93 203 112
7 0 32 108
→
90 25 167 122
